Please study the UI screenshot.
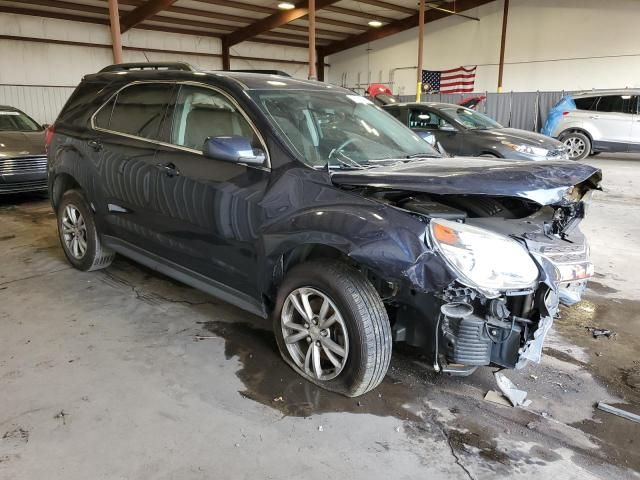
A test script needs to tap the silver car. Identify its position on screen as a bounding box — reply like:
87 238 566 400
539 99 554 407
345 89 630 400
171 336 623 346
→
543 89 640 160
0 106 48 194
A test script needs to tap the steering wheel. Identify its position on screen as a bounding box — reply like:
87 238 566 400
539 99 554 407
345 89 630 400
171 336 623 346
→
328 138 358 159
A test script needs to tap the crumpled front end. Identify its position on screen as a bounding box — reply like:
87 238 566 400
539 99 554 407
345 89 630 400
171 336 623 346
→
387 178 599 376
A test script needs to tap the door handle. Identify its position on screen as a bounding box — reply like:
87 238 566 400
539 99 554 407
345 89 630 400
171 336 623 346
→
589 115 600 119
87 139 103 151
156 162 180 177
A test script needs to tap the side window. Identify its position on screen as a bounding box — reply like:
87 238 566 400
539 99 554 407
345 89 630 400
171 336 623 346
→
170 84 259 151
95 83 174 140
574 97 597 111
409 109 448 130
595 95 630 114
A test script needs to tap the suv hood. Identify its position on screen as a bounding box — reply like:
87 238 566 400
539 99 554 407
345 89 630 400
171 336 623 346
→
330 157 601 205
472 128 563 149
0 131 46 157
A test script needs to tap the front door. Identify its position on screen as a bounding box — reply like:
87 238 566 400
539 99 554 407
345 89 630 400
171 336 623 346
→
590 94 633 148
151 83 270 300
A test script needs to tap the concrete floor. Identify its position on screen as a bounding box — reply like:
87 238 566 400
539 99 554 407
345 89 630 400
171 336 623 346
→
1 155 639 479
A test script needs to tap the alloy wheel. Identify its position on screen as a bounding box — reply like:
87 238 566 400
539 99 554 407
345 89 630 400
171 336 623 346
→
281 287 349 381
61 204 88 259
564 136 586 159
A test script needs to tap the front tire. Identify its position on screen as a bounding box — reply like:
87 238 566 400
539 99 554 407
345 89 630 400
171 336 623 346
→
272 260 391 397
561 131 591 160
57 189 114 271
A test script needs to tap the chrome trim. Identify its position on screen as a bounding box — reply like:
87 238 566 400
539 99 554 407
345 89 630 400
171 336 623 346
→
89 79 271 170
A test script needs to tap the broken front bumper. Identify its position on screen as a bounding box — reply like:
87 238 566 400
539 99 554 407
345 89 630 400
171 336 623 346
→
437 238 593 373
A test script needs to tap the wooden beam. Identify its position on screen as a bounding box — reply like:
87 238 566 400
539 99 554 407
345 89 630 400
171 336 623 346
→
120 0 179 33
222 40 231 70
0 34 328 66
321 0 495 56
323 5 393 22
317 51 325 81
354 0 415 15
108 0 123 63
224 0 341 46
497 0 509 92
416 0 424 101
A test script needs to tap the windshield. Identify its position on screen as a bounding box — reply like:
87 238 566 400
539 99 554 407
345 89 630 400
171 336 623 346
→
0 109 42 132
249 90 439 168
439 106 501 130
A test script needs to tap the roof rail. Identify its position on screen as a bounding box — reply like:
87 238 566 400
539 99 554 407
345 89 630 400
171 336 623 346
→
230 69 291 77
99 62 196 73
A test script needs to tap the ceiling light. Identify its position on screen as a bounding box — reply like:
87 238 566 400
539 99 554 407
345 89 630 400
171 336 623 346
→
368 20 383 27
278 2 295 9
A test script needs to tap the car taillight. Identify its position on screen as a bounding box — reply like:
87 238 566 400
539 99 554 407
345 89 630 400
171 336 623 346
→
45 125 55 148
562 111 570 116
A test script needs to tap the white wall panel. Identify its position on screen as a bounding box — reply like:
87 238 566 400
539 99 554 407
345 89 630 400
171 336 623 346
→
0 85 74 124
328 0 640 94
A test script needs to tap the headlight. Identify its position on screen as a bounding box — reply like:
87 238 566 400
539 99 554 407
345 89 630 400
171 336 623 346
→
429 218 539 297
501 141 548 157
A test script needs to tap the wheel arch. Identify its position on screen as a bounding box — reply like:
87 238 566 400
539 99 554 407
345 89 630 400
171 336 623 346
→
558 127 594 144
51 173 82 210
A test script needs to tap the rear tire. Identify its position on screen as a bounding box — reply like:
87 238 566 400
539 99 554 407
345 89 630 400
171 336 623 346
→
57 189 114 271
272 260 391 397
561 131 591 160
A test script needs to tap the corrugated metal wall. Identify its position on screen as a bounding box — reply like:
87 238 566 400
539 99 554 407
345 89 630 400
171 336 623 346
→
0 85 75 125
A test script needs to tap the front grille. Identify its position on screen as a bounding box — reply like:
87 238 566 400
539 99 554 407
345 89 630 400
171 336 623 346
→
0 179 48 193
541 244 588 263
0 156 48 175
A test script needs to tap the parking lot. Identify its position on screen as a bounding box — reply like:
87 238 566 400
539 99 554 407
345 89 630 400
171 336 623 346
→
1 155 638 480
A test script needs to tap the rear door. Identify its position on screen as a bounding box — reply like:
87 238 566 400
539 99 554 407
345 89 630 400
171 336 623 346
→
150 83 270 299
408 107 466 155
91 82 176 246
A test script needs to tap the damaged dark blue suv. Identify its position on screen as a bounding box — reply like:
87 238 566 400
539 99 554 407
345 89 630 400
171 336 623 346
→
48 63 601 397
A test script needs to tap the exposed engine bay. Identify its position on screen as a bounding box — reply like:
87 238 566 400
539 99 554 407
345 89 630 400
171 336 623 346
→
356 182 597 376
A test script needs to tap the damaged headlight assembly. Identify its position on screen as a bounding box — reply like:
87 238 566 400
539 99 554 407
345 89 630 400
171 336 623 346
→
428 218 539 298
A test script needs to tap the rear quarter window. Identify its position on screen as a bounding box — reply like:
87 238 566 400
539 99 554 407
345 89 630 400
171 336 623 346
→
574 97 597 111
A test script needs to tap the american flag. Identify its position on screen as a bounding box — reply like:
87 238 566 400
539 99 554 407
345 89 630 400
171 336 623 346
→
421 66 477 94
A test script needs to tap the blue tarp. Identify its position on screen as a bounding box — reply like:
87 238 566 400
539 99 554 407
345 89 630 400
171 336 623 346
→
541 96 576 137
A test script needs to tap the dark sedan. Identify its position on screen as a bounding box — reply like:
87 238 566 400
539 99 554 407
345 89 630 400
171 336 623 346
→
0 106 48 194
382 102 569 161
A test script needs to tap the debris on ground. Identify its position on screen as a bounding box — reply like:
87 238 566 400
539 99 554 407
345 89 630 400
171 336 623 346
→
597 402 640 424
318 425 324 432
484 390 512 407
529 374 538 381
494 372 532 407
272 396 283 403
395 426 401 433
54 410 69 425
585 326 616 338
2 427 29 443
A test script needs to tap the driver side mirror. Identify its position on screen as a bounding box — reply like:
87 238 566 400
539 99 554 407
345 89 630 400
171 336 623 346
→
203 136 266 165
439 123 457 133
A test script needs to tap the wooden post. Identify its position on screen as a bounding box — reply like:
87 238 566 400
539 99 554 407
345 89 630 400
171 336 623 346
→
317 51 325 81
107 0 123 64
416 0 425 102
497 0 509 92
308 0 317 80
222 39 231 70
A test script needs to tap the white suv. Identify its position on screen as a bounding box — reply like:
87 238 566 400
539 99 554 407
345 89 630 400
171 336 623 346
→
544 90 640 160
